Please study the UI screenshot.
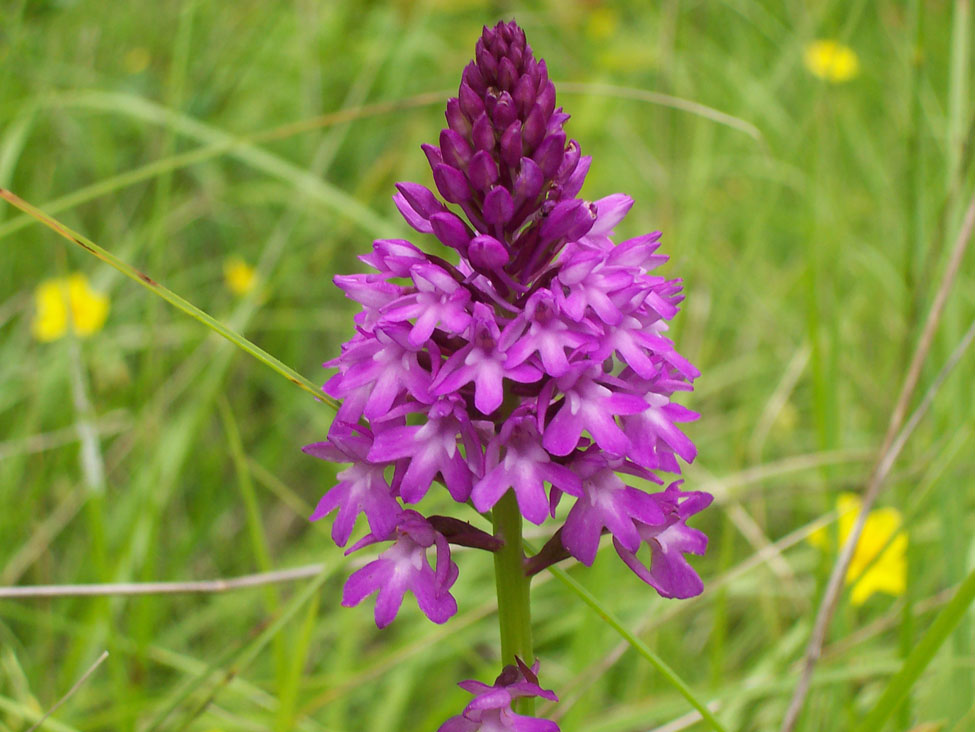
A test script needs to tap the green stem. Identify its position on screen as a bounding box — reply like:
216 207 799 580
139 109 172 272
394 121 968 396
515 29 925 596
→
492 490 534 714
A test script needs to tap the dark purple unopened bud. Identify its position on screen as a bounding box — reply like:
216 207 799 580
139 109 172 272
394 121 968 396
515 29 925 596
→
537 80 557 118
513 75 534 116
395 182 446 218
468 150 499 191
430 211 472 253
469 234 509 271
393 193 432 233
489 33 507 60
539 199 596 242
562 155 591 198
462 61 487 96
536 59 550 88
421 143 443 169
440 129 473 169
514 157 544 200
564 200 598 240
491 91 518 129
482 88 499 118
482 186 514 225
557 140 581 180
547 110 570 134
471 113 494 152
523 105 546 149
458 82 485 120
500 121 523 167
445 98 471 137
475 43 498 80
508 43 523 71
509 22 526 50
533 132 567 178
498 57 518 90
433 164 471 203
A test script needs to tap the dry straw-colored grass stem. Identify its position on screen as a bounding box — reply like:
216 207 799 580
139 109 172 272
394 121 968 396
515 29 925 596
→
781 194 975 731
25 650 109 732
0 564 326 599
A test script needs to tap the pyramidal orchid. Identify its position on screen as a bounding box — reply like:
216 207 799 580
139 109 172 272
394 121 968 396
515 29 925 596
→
304 20 711 726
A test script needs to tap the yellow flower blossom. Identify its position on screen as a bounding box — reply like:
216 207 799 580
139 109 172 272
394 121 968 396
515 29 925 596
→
810 493 907 605
224 257 257 296
803 40 859 83
32 273 109 342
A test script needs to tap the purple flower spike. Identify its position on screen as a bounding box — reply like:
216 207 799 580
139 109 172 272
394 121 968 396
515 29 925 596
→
343 510 458 628
439 659 560 732
305 18 709 634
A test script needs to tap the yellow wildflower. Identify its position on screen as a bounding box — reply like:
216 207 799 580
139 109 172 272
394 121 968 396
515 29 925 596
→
810 493 907 605
32 273 109 342
224 257 257 296
803 39 860 83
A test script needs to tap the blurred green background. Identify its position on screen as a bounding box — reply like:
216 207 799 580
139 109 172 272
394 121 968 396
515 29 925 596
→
1 1 973 730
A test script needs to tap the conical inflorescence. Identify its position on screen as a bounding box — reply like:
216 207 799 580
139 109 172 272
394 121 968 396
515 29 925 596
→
305 22 711 728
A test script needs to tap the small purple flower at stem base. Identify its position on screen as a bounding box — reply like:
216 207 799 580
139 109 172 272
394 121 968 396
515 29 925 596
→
439 659 559 732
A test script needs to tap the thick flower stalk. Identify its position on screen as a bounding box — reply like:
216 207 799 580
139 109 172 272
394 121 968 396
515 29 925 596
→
304 20 711 727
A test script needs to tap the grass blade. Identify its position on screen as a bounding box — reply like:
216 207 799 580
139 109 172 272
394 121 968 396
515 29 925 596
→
0 90 446 243
140 565 333 732
53 90 399 239
853 568 975 732
0 188 336 411
544 563 728 732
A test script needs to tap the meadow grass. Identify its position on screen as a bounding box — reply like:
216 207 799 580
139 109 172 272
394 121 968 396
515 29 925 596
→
1 1 973 730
